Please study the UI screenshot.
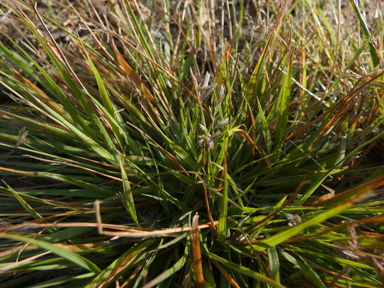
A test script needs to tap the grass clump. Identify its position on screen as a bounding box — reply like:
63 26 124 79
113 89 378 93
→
1 0 384 287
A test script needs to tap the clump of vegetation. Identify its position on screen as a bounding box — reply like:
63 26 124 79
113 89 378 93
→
1 0 384 287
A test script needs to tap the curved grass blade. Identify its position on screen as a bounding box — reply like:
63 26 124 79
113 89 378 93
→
281 250 326 288
81 43 124 149
1 183 58 234
84 238 157 288
142 244 189 288
0 233 101 274
247 203 353 252
208 253 286 288
246 26 276 100
118 154 139 226
349 0 380 68
11 8 117 154
0 167 114 197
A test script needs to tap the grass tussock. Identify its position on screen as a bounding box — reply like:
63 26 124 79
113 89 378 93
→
1 0 384 287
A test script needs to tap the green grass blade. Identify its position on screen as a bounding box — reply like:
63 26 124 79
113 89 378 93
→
268 245 280 284
142 244 189 288
281 251 326 288
118 154 139 226
82 45 123 148
256 97 272 154
208 253 286 288
248 203 352 252
85 239 157 287
273 54 292 160
218 138 229 244
0 233 101 273
349 0 380 67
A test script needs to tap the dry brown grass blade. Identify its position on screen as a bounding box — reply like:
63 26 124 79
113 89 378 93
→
286 69 384 143
26 222 156 233
305 193 335 206
310 174 384 207
87 52 116 78
196 174 218 239
105 82 161 131
359 215 384 225
98 255 146 288
98 247 149 287
92 200 218 238
108 32 201 104
110 40 174 128
111 39 156 103
351 139 378 169
93 222 219 238
234 129 256 149
12 70 74 124
0 251 51 276
247 25 276 97
120 258 147 288
0 243 40 257
372 258 384 284
190 214 204 288
0 166 45 176
326 265 351 288
211 258 241 288
241 90 258 160
0 209 94 233
260 46 292 106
